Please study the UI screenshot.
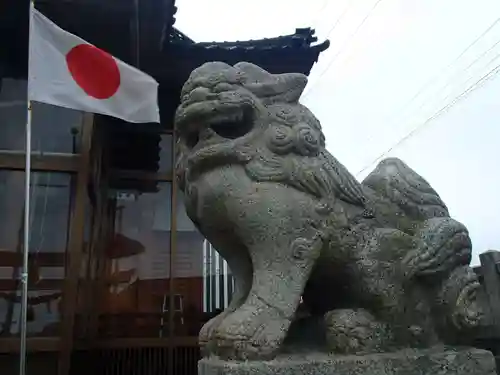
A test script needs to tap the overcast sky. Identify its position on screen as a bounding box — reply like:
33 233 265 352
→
175 0 500 265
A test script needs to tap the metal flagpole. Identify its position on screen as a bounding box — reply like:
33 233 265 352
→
19 103 31 375
20 1 34 375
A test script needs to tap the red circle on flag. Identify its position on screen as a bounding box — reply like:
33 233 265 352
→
65 44 121 99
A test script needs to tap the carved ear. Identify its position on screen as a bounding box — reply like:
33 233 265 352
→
234 62 270 82
234 62 308 104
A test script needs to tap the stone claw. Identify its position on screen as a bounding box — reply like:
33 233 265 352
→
211 300 290 360
199 313 227 355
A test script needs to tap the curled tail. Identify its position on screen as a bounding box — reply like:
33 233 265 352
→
362 158 449 221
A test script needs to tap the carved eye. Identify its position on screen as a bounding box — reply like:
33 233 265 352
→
267 125 295 154
295 125 320 156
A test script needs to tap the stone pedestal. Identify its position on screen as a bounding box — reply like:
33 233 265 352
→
199 348 496 375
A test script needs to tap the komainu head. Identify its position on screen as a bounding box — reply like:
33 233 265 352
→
175 62 365 206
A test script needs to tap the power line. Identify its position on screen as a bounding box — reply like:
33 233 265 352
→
302 0 384 99
369 16 500 130
403 39 500 122
320 0 354 40
355 60 500 178
338 18 500 169
367 36 500 149
306 14 500 105
310 0 330 28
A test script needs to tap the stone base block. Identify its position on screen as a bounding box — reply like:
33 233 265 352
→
199 348 496 375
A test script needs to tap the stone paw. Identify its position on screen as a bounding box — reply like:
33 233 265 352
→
324 309 394 355
211 300 290 360
199 313 227 355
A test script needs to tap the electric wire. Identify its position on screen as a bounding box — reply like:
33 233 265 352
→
318 18 500 178
302 0 384 99
320 0 354 40
310 0 330 28
303 7 500 179
361 35 500 157
396 38 500 126
304 15 500 106
365 16 500 132
355 60 500 178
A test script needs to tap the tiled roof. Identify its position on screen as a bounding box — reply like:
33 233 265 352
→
158 27 330 83
168 27 329 54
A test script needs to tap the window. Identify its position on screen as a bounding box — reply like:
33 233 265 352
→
0 171 72 337
98 183 174 338
0 78 83 153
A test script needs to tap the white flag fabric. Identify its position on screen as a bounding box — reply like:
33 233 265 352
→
28 8 160 123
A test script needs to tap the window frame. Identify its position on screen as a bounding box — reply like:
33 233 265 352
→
0 112 93 375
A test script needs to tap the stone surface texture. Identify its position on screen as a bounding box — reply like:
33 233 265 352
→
199 348 497 375
175 61 491 368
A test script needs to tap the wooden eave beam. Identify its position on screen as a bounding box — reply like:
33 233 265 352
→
0 151 79 172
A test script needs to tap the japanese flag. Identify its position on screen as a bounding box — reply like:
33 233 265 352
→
28 8 160 124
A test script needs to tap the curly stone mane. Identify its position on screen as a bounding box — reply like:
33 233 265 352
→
244 102 366 206
176 61 366 207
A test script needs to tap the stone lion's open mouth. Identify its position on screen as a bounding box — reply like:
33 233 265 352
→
175 92 258 182
176 87 257 150
210 108 254 139
184 106 254 149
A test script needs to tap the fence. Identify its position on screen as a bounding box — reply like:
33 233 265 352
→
473 250 500 371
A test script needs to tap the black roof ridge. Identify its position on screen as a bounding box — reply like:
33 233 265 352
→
170 27 330 53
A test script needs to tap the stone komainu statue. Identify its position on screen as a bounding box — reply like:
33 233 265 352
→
174 62 485 361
